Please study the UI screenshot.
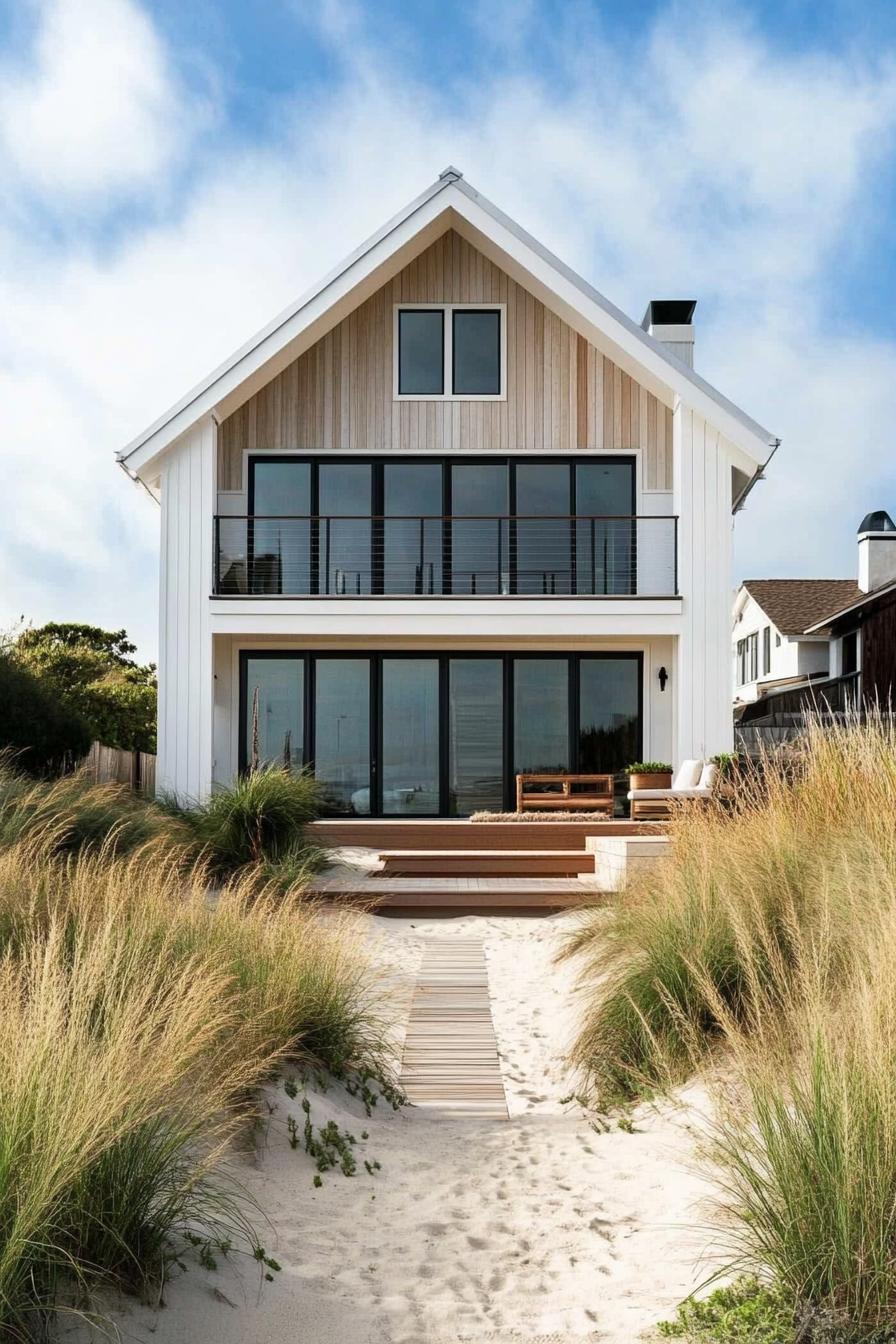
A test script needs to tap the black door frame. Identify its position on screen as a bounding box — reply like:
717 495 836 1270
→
247 455 636 597
239 649 644 817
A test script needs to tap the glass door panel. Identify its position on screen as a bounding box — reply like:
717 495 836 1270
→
578 657 641 775
450 463 509 594
314 658 371 813
318 464 372 594
244 656 304 770
383 463 443 594
448 659 504 815
249 460 311 594
514 464 572 594
381 659 440 814
513 659 569 775
576 461 635 595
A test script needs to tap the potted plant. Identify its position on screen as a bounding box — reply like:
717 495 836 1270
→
625 760 673 790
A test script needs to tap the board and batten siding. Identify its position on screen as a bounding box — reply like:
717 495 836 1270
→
674 405 735 759
157 415 215 801
217 230 672 491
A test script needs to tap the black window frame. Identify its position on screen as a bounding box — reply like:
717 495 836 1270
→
247 454 636 597
451 307 502 397
762 625 771 676
395 304 504 400
238 649 643 817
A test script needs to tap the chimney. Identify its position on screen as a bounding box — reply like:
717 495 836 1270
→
642 299 697 367
857 509 896 592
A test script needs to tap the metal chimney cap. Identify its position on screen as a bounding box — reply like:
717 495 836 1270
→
858 509 896 534
641 299 697 329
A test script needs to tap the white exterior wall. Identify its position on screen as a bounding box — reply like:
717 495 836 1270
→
674 404 734 757
732 589 830 703
157 415 216 800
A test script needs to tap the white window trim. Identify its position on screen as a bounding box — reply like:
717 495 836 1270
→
393 303 508 402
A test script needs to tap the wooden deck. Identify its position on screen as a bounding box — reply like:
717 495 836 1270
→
377 849 590 877
308 818 663 851
309 874 596 912
400 938 508 1118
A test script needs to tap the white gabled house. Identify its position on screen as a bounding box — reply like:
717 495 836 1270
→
117 168 779 814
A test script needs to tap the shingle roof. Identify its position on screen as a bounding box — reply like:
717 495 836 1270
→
742 579 863 635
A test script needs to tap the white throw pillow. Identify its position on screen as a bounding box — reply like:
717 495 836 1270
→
672 759 703 790
698 762 718 791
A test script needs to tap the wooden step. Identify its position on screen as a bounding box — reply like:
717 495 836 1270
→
309 818 663 852
377 849 590 877
308 874 599 912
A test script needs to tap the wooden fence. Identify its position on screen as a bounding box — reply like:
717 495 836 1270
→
84 742 156 795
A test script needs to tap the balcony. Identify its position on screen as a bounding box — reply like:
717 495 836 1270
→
213 514 678 598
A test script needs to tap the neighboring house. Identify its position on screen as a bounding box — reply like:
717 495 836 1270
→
735 510 896 735
117 168 778 813
732 579 861 705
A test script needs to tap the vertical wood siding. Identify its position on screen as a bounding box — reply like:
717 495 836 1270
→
217 230 673 490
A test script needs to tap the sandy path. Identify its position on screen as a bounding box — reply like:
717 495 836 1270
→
66 914 717 1344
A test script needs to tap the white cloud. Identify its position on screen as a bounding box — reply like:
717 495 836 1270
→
0 0 203 202
2 3 896 656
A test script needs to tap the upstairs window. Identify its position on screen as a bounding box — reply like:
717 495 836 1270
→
396 305 505 399
762 625 771 676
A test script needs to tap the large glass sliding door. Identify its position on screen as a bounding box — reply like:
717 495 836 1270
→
450 463 509 594
575 462 636 595
318 463 372 594
239 651 642 815
381 658 440 814
513 658 570 774
313 658 371 813
448 658 504 814
514 465 572 595
383 463 443 595
249 460 311 594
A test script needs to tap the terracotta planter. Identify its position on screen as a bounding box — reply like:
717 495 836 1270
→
629 771 672 790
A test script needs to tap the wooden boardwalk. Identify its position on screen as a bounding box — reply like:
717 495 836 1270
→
400 938 508 1119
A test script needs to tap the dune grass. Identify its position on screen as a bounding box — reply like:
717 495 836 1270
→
567 715 896 1337
0 823 391 1337
568 717 896 1099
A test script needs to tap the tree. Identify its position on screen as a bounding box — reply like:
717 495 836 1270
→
11 623 157 754
0 650 92 774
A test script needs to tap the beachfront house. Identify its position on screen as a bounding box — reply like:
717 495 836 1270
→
117 169 779 815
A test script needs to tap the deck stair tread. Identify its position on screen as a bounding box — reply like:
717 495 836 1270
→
309 873 601 910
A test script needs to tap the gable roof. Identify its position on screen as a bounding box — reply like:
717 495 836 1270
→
117 167 780 485
742 579 863 635
803 577 896 633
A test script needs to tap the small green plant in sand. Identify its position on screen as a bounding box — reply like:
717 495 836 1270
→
657 1276 793 1342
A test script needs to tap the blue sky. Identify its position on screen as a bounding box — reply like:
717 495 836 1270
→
1 0 896 658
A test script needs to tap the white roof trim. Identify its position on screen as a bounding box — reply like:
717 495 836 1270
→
118 169 779 480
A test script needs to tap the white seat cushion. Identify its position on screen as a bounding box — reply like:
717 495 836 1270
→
671 758 703 790
628 787 712 800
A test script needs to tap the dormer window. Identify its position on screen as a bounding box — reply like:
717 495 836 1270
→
395 304 505 400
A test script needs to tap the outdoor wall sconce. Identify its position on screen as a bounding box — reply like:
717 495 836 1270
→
658 666 668 691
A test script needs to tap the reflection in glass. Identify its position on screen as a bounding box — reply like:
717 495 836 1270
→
452 310 501 395
578 657 640 774
318 464 372 595
383 463 443 594
449 659 503 814
314 659 370 813
398 310 444 394
513 659 569 774
381 659 440 814
250 461 311 594
576 462 635 595
450 463 509 594
244 657 304 770
514 464 572 595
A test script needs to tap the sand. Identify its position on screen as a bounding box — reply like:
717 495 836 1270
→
65 912 719 1344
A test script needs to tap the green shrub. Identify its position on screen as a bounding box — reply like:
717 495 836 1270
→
657 1276 794 1341
178 767 324 882
625 760 672 775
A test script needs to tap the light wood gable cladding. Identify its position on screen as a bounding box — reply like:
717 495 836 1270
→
217 230 672 491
